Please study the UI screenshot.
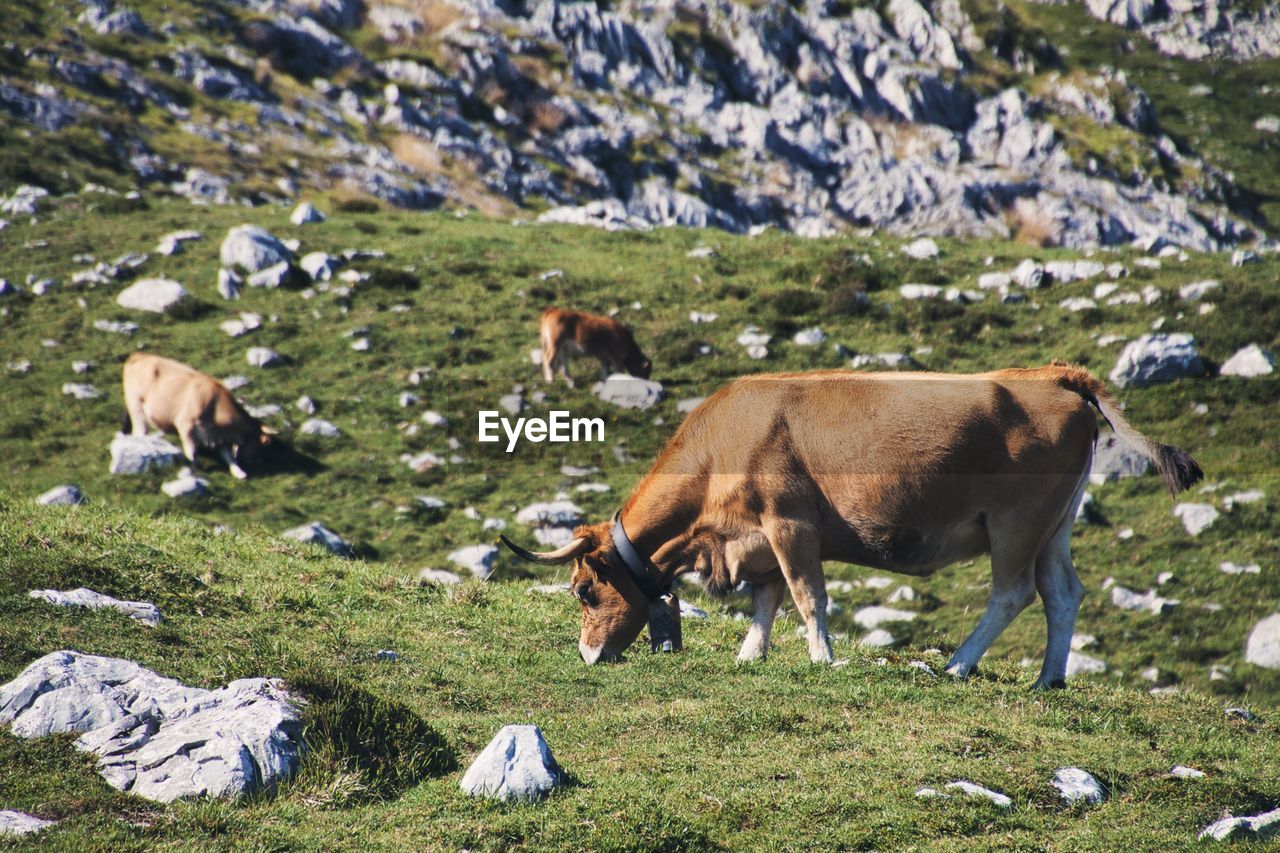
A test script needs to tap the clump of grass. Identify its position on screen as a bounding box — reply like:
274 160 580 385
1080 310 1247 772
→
288 668 455 801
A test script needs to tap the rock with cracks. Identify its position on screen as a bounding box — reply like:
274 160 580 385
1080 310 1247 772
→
1053 767 1106 805
109 433 183 475
459 724 564 802
28 588 162 626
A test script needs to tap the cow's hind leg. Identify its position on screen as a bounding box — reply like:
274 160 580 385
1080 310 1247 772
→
1032 496 1087 689
945 525 1038 679
737 577 786 662
765 523 833 664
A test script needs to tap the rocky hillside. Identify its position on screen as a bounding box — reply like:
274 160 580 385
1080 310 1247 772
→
3 0 1279 248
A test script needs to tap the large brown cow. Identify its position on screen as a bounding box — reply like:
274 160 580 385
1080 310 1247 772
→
122 352 276 480
502 363 1202 688
539 308 651 387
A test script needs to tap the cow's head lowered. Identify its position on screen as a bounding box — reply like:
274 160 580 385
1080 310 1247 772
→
502 522 651 663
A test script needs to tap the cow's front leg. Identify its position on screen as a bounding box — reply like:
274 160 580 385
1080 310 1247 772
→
737 577 786 662
220 446 249 480
541 345 556 383
766 523 833 664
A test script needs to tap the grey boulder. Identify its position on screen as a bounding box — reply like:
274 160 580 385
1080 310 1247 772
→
290 201 326 225
282 522 353 557
0 810 56 837
1052 767 1106 805
37 484 87 505
28 588 162 627
1220 344 1276 378
1109 333 1204 387
1200 808 1280 842
116 278 191 314
593 374 664 410
219 225 292 273
109 433 183 475
448 544 498 579
1245 614 1280 670
459 724 564 802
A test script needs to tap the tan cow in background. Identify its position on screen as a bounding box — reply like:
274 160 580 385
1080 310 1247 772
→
502 363 1202 689
122 352 276 479
539 307 651 387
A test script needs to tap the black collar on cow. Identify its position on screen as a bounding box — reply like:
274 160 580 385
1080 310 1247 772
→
609 510 670 602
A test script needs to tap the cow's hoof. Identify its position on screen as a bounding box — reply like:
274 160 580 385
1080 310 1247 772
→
944 661 975 680
1031 678 1067 690
229 466 248 480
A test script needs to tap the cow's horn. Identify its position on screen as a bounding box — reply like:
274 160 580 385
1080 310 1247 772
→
260 425 280 435
500 535 591 565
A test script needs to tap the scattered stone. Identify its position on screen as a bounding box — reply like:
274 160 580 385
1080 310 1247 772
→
978 271 1012 290
944 781 1012 808
28 588 162 626
1220 561 1261 575
1110 585 1179 615
219 225 292 273
1220 344 1276 378
908 661 937 677
222 375 250 391
1053 768 1105 805
1171 765 1205 779
116 278 190 314
499 394 524 415
403 450 444 472
887 585 916 603
1225 707 1259 722
516 500 583 529
860 629 896 647
246 347 284 368
1066 651 1108 676
247 261 291 289
746 344 769 359
680 600 709 619
156 230 201 256
109 433 183 475
217 268 242 301
220 312 262 337
299 418 340 438
793 327 826 346
459 725 563 802
282 522 353 557
593 375 664 410
853 606 917 630
448 544 498 579
900 283 943 300
417 568 463 586
1199 808 1280 842
1110 333 1204 387
1245 614 1280 670
1178 279 1220 302
374 650 399 662
300 252 338 281
736 326 771 348
158 463 208 497
0 811 56 837
689 310 718 324
1174 502 1218 536
1012 259 1044 289
1223 489 1265 511
290 201 326 225
37 484 87 506
902 238 940 259
686 245 716 258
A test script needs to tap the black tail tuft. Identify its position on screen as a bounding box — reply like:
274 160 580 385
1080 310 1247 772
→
120 409 132 434
1156 443 1204 496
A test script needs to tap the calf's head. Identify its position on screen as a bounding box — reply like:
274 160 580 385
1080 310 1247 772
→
624 345 653 380
501 523 650 663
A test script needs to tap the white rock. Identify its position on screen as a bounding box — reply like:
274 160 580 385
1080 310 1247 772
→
593 374 664 410
1178 279 1219 302
0 811 56 837
686 246 715 258
300 252 337 281
860 629 896 647
37 484 87 506
1174 502 1218 536
62 382 101 400
217 268 242 301
1223 489 1265 511
1070 633 1096 651
417 568 463 586
499 394 524 415
793 327 826 346
299 418 341 438
944 781 1011 808
1110 333 1204 387
220 312 262 337
680 600 709 619
219 225 292 273
900 283 943 300
459 725 563 801
247 261 291 288
853 606 916 630
516 500 583 528
1245 614 1280 670
1171 765 1205 779
246 347 284 368
1053 767 1106 805
902 238 940 259
746 344 769 359
1220 344 1276 378
290 201 325 225
736 326 771 347
282 522 353 557
29 587 163 626
887 585 916 603
689 310 718 324
1012 259 1044 289
1110 585 1179 615
978 271 1012 290
1094 282 1119 300
1066 651 1108 676
421 410 447 427
161 468 209 498
403 450 443 472
448 544 498 579
1199 807 1280 842
1220 561 1261 575
109 432 183 475
222 375 250 391
1059 297 1097 312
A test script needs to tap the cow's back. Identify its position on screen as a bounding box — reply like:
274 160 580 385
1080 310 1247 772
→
123 353 223 432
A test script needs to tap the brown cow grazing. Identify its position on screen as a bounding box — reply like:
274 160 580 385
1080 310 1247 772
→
122 352 277 480
502 363 1202 688
539 307 651 387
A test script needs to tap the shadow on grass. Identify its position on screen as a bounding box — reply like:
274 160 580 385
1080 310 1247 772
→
287 668 456 803
255 441 327 478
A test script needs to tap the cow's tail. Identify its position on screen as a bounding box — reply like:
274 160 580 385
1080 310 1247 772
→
1054 362 1203 496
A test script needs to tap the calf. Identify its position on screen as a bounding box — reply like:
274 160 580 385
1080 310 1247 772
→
539 308 651 387
502 363 1202 688
122 352 276 480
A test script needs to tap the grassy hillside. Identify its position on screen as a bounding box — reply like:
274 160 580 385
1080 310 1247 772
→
1 194 1277 705
1 496 1278 849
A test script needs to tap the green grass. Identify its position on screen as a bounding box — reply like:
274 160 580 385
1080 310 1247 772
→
0 195 1277 847
0 496 1278 849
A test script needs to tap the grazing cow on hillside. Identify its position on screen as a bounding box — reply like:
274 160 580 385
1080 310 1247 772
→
122 352 277 480
539 308 651 387
502 363 1202 688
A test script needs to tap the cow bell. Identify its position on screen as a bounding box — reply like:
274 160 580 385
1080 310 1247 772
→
647 593 682 653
